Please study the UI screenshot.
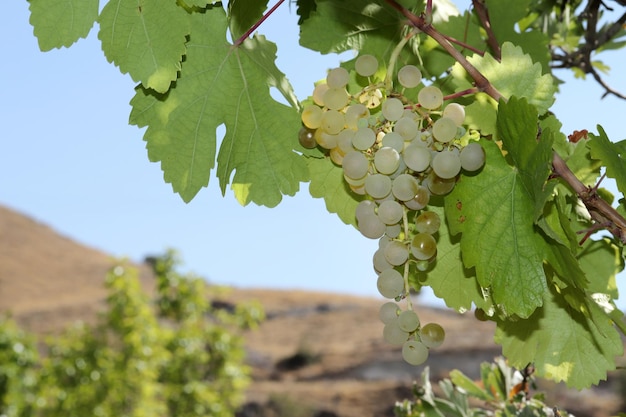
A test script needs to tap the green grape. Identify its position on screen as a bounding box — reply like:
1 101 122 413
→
398 310 420 332
431 150 461 179
460 142 485 172
432 117 457 143
373 248 393 273
298 126 316 149
397 65 422 88
410 232 437 260
337 129 356 153
301 104 324 129
374 147 400 175
381 131 404 152
314 130 339 149
377 200 403 225
402 144 431 172
419 323 445 348
385 223 402 238
344 173 366 187
352 127 376 150
379 302 400 324
383 319 410 345
415 259 431 271
391 173 419 201
425 172 456 195
326 67 350 88
342 150 369 180
329 147 345 165
356 200 376 223
323 87 350 110
355 54 379 77
377 269 404 299
404 186 430 210
365 174 392 199
345 104 370 130
382 97 404 121
442 103 465 126
402 340 429 365
417 86 443 109
320 110 345 134
312 83 329 106
393 116 418 140
384 241 409 266
415 211 441 234
357 211 386 239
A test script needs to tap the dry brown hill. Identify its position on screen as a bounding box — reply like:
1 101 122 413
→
0 204 623 417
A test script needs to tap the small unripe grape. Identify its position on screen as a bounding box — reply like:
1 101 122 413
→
418 86 443 109
415 211 441 234
460 142 486 172
419 323 445 348
431 150 461 179
398 310 420 332
402 340 429 365
443 103 465 126
326 67 350 88
379 302 400 323
298 126 316 149
397 65 422 88
384 240 409 266
301 105 324 129
382 98 404 121
377 269 404 299
432 117 457 143
355 54 379 77
411 233 437 260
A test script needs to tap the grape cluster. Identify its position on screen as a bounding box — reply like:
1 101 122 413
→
299 54 485 366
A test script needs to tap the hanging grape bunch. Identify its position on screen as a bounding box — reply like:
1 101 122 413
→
299 53 485 365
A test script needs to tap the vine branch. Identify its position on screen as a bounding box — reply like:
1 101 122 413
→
232 0 285 47
384 0 626 245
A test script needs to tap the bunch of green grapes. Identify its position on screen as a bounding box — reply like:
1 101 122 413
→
299 54 485 365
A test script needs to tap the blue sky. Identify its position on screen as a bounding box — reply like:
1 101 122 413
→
1 1 625 309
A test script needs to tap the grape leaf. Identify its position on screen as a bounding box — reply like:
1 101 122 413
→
420 206 490 313
129 8 307 206
494 286 623 389
228 0 270 39
451 42 556 121
497 97 555 219
29 0 98 51
445 139 547 318
299 0 422 68
98 0 190 93
484 0 551 73
588 126 626 197
307 156 362 226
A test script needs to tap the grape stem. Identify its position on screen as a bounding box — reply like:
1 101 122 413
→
384 0 626 245
402 207 413 310
232 0 285 47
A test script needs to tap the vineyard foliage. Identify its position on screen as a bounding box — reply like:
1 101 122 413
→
24 0 626 388
0 252 262 416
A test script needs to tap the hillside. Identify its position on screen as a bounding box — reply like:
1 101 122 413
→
0 204 623 416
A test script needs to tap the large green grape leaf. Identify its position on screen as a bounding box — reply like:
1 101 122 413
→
420 206 490 313
98 0 190 94
29 0 98 51
483 0 551 72
451 42 556 136
494 286 623 389
497 96 554 219
299 0 423 68
228 0 269 39
129 8 307 206
307 156 362 226
445 140 547 318
588 126 626 197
